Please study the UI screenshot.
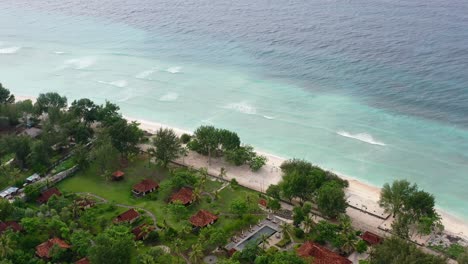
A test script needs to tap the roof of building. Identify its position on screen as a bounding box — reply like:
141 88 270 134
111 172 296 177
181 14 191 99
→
133 179 159 193
297 241 352 264
112 170 125 178
0 187 19 198
75 257 90 264
26 173 41 182
0 221 22 234
132 224 155 240
35 237 71 259
258 199 268 207
114 209 140 223
22 127 42 138
190 210 218 227
37 187 62 204
170 187 194 205
361 231 383 245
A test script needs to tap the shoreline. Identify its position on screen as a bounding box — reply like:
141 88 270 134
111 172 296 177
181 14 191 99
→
129 116 468 239
15 95 468 239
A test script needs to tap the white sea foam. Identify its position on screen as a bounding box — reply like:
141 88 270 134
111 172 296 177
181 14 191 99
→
0 46 21 54
225 102 257 115
97 80 128 88
336 131 386 146
135 69 156 79
167 66 182 74
64 57 96 69
263 115 275 120
159 92 179 102
54 51 66 54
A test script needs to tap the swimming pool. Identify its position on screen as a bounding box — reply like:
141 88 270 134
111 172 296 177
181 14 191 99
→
237 226 277 250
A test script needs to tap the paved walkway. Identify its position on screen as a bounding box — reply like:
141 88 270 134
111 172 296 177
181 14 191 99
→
74 192 157 227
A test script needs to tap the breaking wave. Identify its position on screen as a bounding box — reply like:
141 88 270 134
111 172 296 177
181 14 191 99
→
97 80 128 88
263 115 275 120
64 57 96 69
135 68 157 79
0 46 21 54
167 66 182 73
54 51 66 54
225 102 257 115
336 131 386 146
159 92 179 101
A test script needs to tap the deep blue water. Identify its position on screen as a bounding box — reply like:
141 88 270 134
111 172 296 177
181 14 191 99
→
1 0 468 219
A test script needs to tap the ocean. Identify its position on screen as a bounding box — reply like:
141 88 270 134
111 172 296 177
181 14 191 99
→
1 0 467 219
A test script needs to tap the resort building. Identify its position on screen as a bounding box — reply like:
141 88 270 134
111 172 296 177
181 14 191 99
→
297 241 352 264
0 221 22 234
112 170 125 181
190 210 218 228
25 173 41 184
132 223 155 240
0 187 19 199
75 257 90 264
361 231 383 245
35 237 71 259
170 187 194 205
132 179 159 197
37 187 62 204
114 208 140 224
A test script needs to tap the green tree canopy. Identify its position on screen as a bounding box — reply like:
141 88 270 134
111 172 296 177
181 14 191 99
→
316 181 347 219
34 92 67 114
89 225 135 264
0 83 15 104
108 119 144 159
152 128 182 167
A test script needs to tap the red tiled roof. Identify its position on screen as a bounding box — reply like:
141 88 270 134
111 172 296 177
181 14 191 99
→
112 170 125 178
361 231 383 245
297 241 352 264
75 257 90 264
35 237 71 259
0 221 22 234
258 199 267 207
132 224 155 240
170 187 194 205
114 209 140 223
133 179 159 193
228 248 237 257
190 210 218 227
37 187 62 204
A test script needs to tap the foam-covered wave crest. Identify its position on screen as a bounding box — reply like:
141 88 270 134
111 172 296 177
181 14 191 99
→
98 80 128 88
135 68 157 79
225 102 257 115
337 131 386 146
0 46 21 54
64 57 96 69
159 92 179 101
167 66 182 74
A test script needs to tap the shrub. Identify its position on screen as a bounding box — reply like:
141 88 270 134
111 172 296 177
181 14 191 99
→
180 133 192 144
294 227 305 239
249 155 267 172
356 240 368 253
276 234 291 248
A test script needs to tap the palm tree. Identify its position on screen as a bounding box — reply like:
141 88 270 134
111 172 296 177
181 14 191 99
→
0 232 14 258
339 214 357 254
198 167 208 184
219 167 227 179
259 234 270 250
147 147 156 167
303 215 315 234
172 238 183 264
189 242 204 264
280 222 294 242
212 190 220 201
192 187 203 203
179 147 188 165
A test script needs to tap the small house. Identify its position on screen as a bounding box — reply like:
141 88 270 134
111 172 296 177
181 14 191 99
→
132 224 155 240
25 173 41 184
0 221 22 234
35 237 71 259
37 187 62 204
112 170 125 181
361 231 383 245
189 210 218 228
114 208 140 224
0 187 19 199
297 241 352 264
132 179 159 197
170 187 194 206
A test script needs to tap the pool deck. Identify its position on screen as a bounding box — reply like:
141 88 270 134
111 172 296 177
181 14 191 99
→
225 215 282 251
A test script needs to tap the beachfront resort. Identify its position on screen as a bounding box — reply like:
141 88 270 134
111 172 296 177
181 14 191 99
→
1 87 468 263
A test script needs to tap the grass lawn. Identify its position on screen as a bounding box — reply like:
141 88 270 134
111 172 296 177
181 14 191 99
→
58 155 266 252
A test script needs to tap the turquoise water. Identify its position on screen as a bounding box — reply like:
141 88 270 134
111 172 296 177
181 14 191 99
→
237 226 276 250
0 1 467 219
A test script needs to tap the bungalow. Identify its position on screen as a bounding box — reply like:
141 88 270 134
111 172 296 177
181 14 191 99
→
112 170 125 181
25 173 41 184
190 210 218 228
75 257 90 264
297 241 352 264
132 224 155 240
76 198 95 210
132 179 159 197
361 231 383 245
37 187 62 204
114 208 140 224
0 221 22 234
170 187 194 206
35 237 71 259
